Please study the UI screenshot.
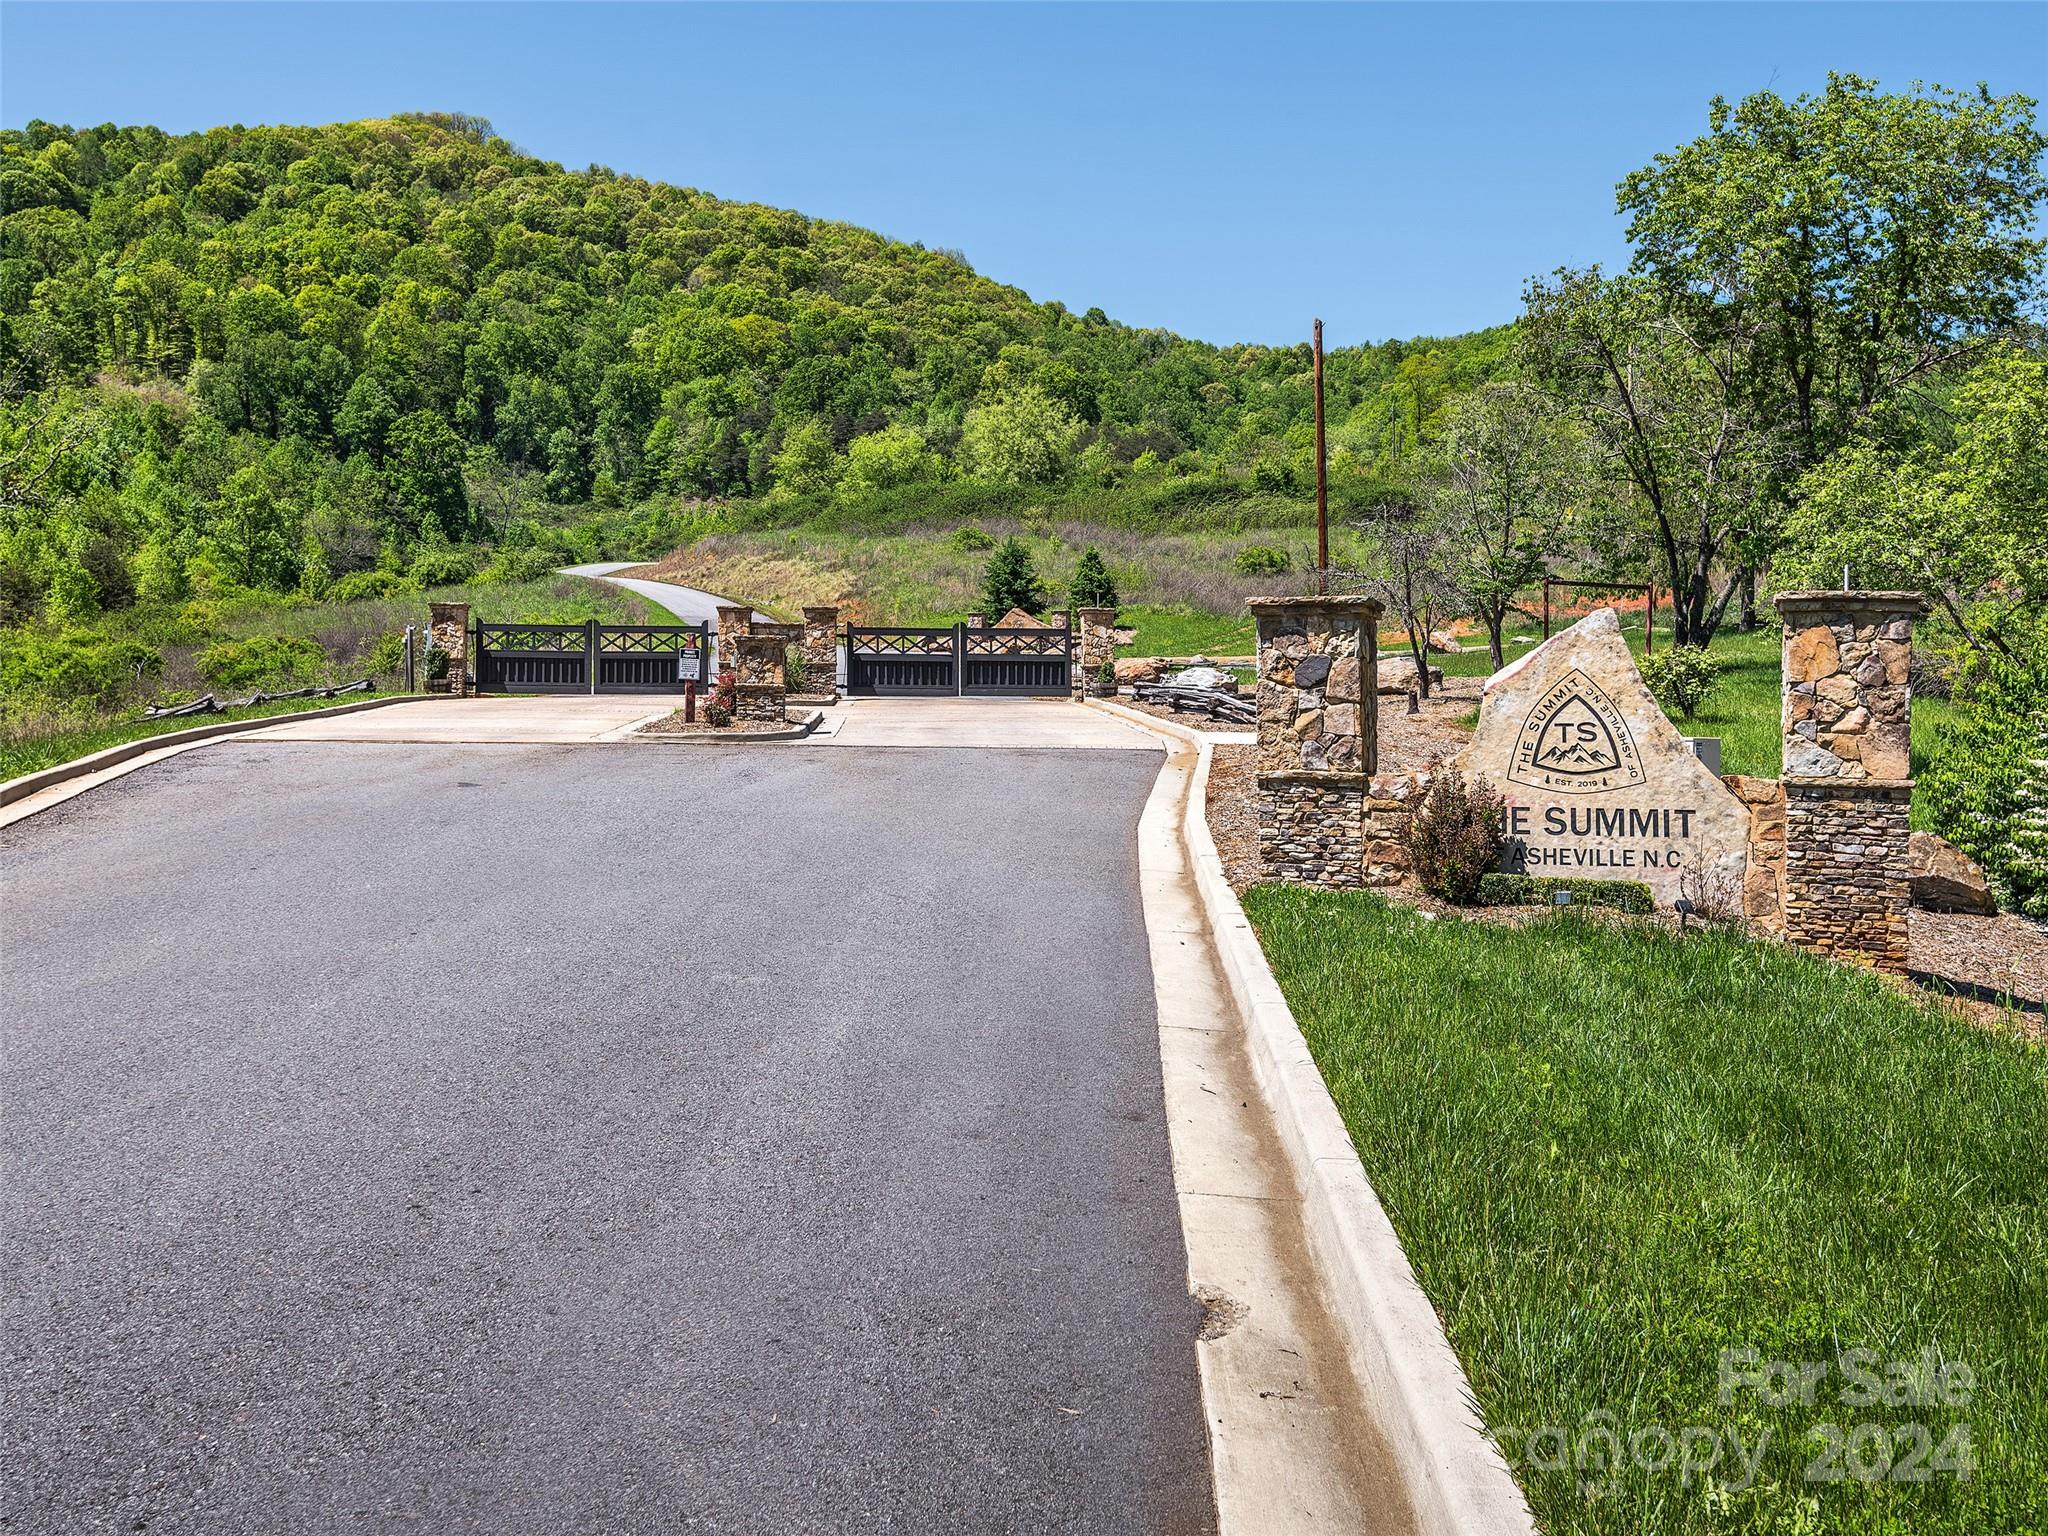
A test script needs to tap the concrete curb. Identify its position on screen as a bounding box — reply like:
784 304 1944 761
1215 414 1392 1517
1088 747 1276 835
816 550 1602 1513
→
1087 698 1539 1536
0 695 421 809
628 709 823 744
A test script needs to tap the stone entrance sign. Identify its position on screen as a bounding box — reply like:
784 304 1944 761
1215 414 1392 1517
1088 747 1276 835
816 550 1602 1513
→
1450 608 1747 907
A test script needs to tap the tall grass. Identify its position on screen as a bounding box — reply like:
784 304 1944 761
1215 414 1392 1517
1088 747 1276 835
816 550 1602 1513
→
1246 886 2047 1536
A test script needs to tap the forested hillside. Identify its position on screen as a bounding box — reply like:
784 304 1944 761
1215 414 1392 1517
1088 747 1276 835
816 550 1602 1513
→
0 111 1504 628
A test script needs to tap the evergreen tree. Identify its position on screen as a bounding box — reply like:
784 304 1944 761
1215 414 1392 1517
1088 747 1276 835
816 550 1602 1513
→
978 536 1045 623
1069 545 1119 610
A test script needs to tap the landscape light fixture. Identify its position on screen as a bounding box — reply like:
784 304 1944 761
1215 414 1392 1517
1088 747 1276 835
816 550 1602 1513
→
1553 889 1573 907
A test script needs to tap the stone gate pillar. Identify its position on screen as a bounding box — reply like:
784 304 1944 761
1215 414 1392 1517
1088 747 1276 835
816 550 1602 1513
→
802 606 840 698
1250 595 1381 887
1075 607 1118 697
731 633 788 722
1776 590 1928 971
427 601 470 697
714 604 751 680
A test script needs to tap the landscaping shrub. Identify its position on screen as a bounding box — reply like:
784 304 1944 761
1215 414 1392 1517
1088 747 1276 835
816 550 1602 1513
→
477 545 560 585
1921 652 2048 917
1475 872 1654 914
408 547 479 587
783 645 810 694
703 667 737 727
0 631 162 718
948 524 997 553
1408 766 1507 903
1233 543 1291 576
197 634 326 691
365 631 405 680
1639 643 1720 719
328 568 418 603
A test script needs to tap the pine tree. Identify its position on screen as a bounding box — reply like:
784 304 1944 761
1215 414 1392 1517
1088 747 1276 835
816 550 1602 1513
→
978 536 1045 623
1069 545 1119 610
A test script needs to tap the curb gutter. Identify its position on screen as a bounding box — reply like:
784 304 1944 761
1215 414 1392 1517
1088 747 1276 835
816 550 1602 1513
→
0 696 421 809
1088 698 1539 1536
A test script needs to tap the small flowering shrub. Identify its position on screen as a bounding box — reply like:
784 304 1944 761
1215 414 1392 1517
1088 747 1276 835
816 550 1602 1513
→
1408 766 1507 904
703 667 737 727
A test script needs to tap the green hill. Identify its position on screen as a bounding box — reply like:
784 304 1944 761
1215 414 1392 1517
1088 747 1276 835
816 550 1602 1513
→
1 112 1505 624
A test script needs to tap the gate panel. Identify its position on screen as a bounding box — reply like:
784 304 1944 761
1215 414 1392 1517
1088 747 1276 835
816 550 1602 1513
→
962 624 1072 696
597 623 709 693
475 622 589 694
847 626 958 696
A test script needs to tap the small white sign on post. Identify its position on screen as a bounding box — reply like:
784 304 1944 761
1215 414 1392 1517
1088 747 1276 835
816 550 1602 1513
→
678 653 702 682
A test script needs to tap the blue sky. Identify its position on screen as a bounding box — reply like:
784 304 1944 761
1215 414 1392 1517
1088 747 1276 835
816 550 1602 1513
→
3 2 2042 346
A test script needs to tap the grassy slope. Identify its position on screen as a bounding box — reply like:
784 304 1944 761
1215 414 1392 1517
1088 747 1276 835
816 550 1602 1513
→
1246 886 2046 1536
0 691 401 782
1 574 660 759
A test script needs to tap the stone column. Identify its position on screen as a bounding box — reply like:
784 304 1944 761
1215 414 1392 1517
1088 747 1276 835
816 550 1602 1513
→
731 633 788 722
1075 607 1118 697
1249 595 1381 888
1776 590 1928 971
427 601 470 697
802 606 840 698
714 604 751 680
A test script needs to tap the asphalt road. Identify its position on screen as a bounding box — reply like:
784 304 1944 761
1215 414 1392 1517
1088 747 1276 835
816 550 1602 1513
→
558 562 776 628
0 741 1213 1534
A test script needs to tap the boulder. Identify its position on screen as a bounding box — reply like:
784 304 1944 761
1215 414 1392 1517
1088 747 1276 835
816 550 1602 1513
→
1448 607 1750 910
1376 654 1445 694
1114 657 1164 685
1909 831 1998 915
1168 664 1238 693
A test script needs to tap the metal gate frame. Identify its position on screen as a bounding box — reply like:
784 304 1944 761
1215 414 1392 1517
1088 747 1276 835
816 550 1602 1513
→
474 619 710 695
845 622 1071 698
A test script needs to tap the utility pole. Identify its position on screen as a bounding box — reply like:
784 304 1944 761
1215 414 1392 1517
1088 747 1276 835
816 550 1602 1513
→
1313 318 1328 594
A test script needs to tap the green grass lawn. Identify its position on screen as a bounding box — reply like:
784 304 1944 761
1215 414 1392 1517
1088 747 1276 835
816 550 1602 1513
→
0 691 402 783
1117 603 1257 659
1245 885 2046 1536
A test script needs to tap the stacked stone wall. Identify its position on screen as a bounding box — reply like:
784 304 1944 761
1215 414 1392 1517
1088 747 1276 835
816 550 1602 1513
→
1365 771 1429 887
1724 775 1788 931
1258 774 1367 888
1783 782 1914 967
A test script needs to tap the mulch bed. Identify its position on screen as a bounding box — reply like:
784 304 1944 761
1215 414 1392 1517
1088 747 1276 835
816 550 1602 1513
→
637 711 798 737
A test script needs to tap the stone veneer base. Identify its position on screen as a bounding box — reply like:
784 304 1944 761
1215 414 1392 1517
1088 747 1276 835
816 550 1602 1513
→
1782 778 1914 971
1257 770 1367 889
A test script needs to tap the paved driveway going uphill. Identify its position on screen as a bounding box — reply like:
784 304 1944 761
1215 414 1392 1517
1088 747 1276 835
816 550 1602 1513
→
0 738 1212 1534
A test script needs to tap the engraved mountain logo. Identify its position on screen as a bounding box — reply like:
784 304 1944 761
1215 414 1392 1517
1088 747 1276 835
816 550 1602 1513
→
1510 669 1646 794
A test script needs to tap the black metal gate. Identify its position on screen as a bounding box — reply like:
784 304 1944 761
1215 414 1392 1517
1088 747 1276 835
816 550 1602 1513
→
475 619 709 694
846 622 1071 697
